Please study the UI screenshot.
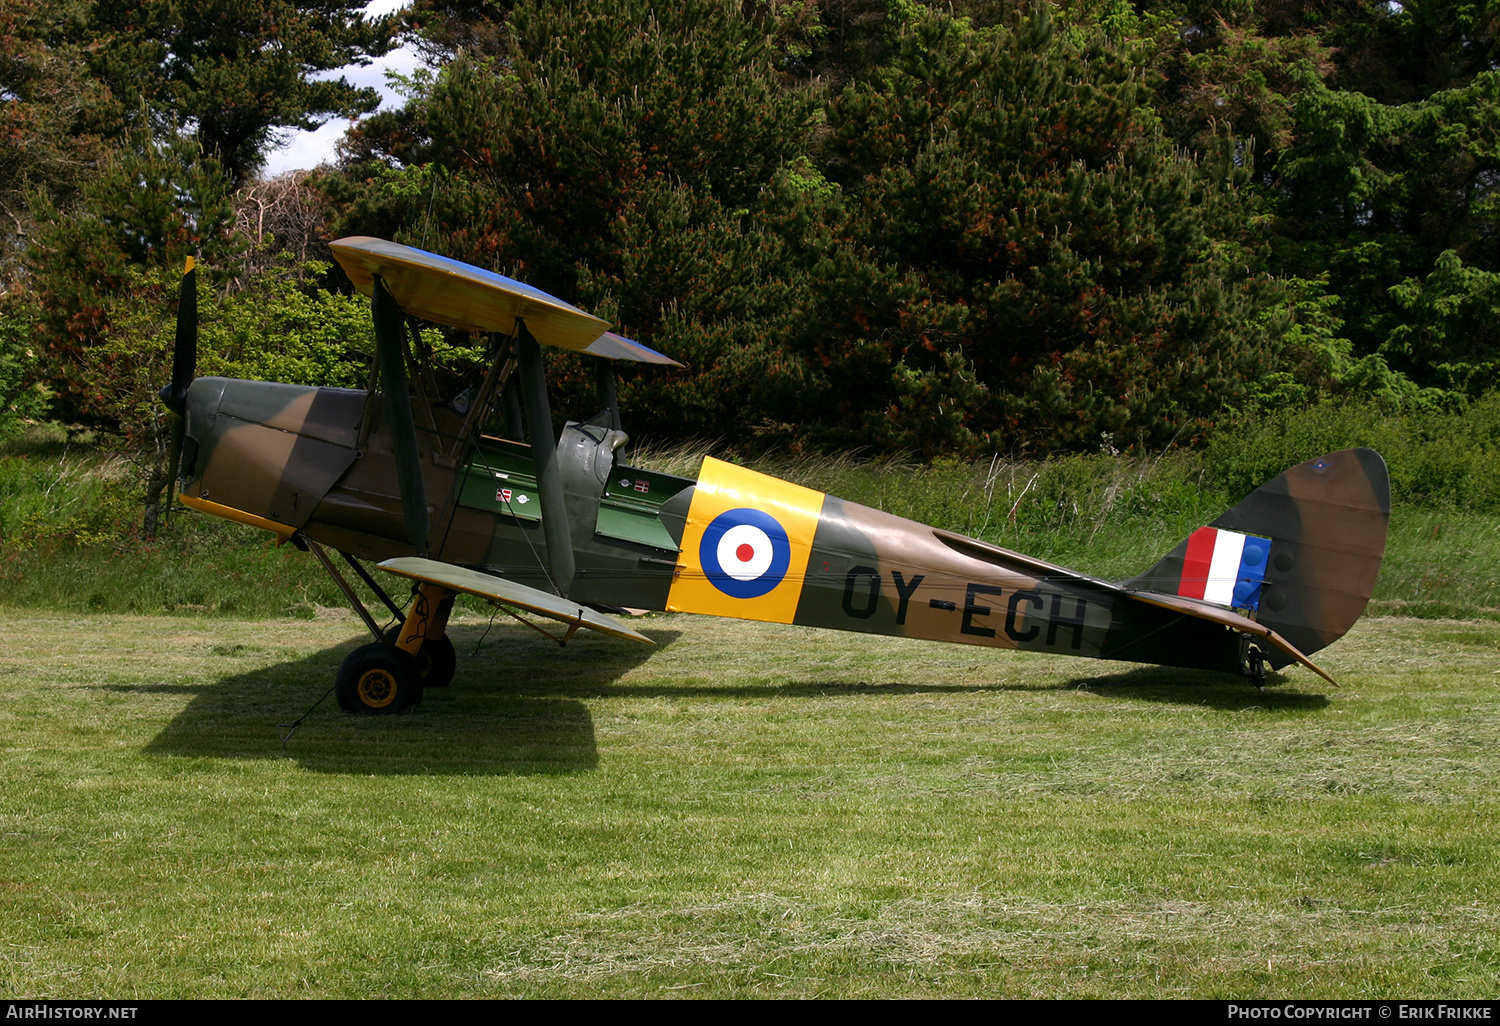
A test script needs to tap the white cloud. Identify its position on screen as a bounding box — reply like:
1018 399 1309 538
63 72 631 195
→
262 1 423 177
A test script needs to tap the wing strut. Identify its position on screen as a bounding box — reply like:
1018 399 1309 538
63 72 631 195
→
515 320 575 596
372 274 432 557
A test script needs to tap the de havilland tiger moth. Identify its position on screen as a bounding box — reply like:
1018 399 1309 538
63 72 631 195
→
156 237 1390 714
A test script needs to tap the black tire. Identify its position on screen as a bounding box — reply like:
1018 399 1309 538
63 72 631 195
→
382 628 457 689
336 643 424 715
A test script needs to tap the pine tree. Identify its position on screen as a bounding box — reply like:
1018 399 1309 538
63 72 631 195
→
87 0 400 186
821 5 1280 452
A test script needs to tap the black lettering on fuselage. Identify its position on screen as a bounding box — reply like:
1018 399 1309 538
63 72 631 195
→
897 582 1089 649
1047 593 1089 649
842 565 881 619
961 583 1006 638
890 571 924 625
1005 590 1043 642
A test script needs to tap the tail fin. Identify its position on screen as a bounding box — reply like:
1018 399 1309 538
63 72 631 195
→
1127 448 1390 665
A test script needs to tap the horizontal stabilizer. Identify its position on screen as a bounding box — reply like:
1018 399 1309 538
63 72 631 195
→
1122 589 1338 685
945 529 1337 681
376 557 655 645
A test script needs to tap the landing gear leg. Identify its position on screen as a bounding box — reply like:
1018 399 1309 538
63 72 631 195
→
301 537 458 711
383 604 456 689
387 582 459 699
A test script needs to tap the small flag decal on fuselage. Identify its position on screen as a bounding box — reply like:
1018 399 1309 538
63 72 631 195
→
1178 527 1271 611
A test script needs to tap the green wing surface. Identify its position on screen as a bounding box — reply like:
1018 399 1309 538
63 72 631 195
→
377 557 655 645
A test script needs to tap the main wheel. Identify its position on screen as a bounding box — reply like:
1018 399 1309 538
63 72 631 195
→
382 628 457 688
336 643 424 714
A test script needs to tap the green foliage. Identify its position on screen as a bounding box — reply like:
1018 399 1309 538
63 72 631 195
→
1206 394 1500 508
0 0 122 275
1374 509 1500 620
1387 250 1500 395
339 0 816 292
1272 70 1500 396
83 261 375 442
0 449 137 549
13 0 1500 467
821 4 1280 453
25 124 239 428
0 294 52 434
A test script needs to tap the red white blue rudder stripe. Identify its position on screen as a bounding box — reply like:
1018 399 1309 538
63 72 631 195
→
1178 527 1271 611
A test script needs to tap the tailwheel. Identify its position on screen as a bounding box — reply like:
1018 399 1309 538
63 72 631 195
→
1238 633 1269 689
383 628 457 689
1245 646 1267 690
336 643 424 715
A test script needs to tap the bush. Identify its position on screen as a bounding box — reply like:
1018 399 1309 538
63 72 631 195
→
1204 394 1500 508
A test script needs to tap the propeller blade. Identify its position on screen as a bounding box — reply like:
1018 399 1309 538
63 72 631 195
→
162 409 185 528
162 255 197 414
371 275 431 558
154 256 197 534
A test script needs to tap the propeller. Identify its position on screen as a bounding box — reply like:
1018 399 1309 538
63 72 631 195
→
158 256 198 527
162 255 197 415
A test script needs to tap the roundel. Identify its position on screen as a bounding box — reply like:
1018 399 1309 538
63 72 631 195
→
700 508 792 599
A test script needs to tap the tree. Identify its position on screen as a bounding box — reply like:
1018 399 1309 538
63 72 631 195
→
1118 0 1500 400
820 5 1281 452
0 0 122 279
87 0 401 186
339 0 817 291
1272 69 1500 393
24 126 239 426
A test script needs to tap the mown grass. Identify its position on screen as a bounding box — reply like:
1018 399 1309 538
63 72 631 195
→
2 610 1498 997
4 409 1500 997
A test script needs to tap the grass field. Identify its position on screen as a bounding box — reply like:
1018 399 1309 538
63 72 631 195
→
3 608 1498 998
4 424 1499 996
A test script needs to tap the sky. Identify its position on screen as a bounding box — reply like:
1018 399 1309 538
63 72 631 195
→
261 0 421 176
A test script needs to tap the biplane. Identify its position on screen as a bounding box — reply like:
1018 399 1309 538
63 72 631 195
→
158 237 1390 714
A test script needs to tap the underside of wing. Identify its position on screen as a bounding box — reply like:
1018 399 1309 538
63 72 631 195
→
377 557 655 645
329 236 679 365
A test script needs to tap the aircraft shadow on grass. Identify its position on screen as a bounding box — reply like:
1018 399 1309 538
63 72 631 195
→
759 665 1330 711
133 621 1328 775
138 624 678 775
1061 665 1332 711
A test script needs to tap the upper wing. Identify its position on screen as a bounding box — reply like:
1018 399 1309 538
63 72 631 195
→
330 236 680 365
581 330 682 366
377 557 656 646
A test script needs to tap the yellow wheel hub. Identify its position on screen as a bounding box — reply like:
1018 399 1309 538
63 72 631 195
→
357 668 398 708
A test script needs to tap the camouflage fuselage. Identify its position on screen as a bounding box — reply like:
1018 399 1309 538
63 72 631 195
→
180 378 1388 682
